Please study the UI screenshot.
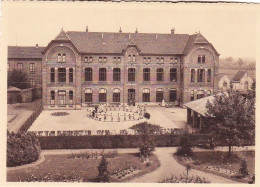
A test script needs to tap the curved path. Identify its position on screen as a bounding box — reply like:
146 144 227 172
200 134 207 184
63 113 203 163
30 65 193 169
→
129 147 239 183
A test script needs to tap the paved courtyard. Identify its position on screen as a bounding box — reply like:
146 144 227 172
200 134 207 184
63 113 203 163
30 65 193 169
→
28 106 187 134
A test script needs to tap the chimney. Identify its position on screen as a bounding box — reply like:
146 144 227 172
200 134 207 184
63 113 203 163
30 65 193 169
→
171 28 175 34
86 26 88 32
36 44 38 48
135 28 138 33
119 27 122 33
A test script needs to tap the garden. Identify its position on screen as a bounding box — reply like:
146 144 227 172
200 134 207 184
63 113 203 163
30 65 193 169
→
7 151 160 182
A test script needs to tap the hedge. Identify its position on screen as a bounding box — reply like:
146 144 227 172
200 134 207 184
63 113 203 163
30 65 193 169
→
38 134 216 150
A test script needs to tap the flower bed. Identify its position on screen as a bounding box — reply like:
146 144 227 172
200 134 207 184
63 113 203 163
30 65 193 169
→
51 112 69 116
160 174 210 183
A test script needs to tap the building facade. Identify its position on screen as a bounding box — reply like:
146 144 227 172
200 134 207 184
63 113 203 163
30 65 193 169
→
8 46 44 87
39 28 219 109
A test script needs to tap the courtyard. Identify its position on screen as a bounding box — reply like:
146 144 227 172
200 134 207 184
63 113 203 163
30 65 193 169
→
28 106 187 135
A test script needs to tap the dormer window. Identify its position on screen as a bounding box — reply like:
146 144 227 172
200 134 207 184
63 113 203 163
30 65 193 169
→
57 54 62 62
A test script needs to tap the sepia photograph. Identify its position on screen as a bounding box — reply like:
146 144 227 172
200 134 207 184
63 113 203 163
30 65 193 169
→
0 1 258 185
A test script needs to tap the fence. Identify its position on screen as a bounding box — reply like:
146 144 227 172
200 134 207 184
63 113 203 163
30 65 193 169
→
19 105 43 132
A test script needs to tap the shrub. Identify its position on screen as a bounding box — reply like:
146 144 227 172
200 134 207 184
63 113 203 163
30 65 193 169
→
144 112 151 120
239 158 249 177
97 156 110 182
176 132 192 156
7 131 41 167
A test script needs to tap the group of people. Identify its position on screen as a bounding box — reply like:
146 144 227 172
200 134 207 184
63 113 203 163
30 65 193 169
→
87 104 147 122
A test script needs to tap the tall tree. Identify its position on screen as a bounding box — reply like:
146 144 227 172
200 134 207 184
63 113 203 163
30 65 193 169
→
8 69 30 89
205 92 255 156
97 156 110 182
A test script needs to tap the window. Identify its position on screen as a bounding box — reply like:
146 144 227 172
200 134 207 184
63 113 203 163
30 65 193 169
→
191 69 195 83
202 55 206 63
128 68 135 82
160 58 164 63
113 68 121 82
85 68 92 82
175 58 178 63
58 68 66 82
57 54 62 62
157 68 164 81
244 81 249 90
143 57 147 62
113 89 120 102
156 88 164 102
89 57 93 62
99 57 102 63
132 55 136 62
29 63 35 74
223 81 228 88
17 63 23 71
142 88 150 102
69 91 73 104
156 57 160 62
69 68 73 83
62 54 66 62
117 57 121 62
113 57 117 63
170 58 174 63
30 79 36 86
50 91 55 105
99 88 107 102
207 69 211 82
147 57 151 62
85 89 92 102
190 90 194 101
99 68 106 81
197 69 205 83
169 89 177 102
50 68 55 83
128 55 131 62
198 55 202 63
103 57 107 62
170 68 177 82
143 68 150 81
197 90 204 99
85 57 88 62
58 91 66 105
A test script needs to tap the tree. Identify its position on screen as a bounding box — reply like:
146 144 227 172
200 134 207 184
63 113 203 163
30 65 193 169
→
176 132 193 156
144 112 150 121
97 156 110 182
239 158 249 177
8 69 30 89
237 58 244 68
205 92 255 157
130 122 161 158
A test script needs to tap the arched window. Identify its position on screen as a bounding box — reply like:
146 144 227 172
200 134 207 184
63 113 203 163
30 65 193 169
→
62 54 66 62
128 68 136 82
57 54 62 62
50 91 55 105
157 68 164 81
156 88 164 102
191 69 195 83
99 68 106 81
198 55 202 63
85 68 92 82
99 88 107 102
142 88 150 102
113 68 121 82
113 88 120 102
143 68 150 81
202 55 206 63
85 89 92 102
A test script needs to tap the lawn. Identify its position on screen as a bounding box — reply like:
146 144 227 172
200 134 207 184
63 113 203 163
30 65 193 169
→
174 151 255 183
7 153 160 182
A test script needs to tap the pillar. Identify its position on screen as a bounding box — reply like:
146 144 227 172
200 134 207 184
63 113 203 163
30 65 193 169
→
55 67 58 83
66 67 69 83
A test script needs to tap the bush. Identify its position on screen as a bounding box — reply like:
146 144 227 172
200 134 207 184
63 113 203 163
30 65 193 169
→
176 132 192 156
97 156 110 182
239 158 249 177
7 131 41 167
144 112 151 120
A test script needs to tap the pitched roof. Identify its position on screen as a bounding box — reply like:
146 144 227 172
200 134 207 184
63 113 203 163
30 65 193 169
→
232 71 246 82
194 32 209 44
184 95 216 116
8 46 45 59
64 31 191 54
7 86 21 92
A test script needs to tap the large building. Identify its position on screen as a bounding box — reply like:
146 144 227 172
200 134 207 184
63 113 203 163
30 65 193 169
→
8 28 220 110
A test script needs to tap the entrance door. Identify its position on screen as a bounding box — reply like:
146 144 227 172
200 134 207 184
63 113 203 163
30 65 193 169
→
128 89 135 106
58 91 66 105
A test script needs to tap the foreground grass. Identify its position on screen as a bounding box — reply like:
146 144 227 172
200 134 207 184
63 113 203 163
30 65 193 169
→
174 151 255 183
7 153 160 182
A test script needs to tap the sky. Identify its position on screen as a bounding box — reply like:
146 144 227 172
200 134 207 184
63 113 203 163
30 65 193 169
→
2 2 257 59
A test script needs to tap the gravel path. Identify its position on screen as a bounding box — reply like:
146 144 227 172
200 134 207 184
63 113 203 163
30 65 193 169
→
129 147 240 183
